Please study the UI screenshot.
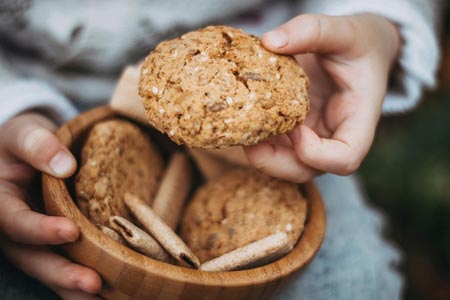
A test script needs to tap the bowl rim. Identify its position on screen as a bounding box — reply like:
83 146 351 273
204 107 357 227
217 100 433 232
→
42 105 326 289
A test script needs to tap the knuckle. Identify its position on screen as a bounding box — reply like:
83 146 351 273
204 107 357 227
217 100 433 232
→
299 14 321 26
19 125 47 152
61 261 79 273
59 262 83 287
340 157 361 176
1 211 20 239
1 207 28 241
306 15 323 51
289 14 323 52
246 149 270 172
0 179 25 198
18 126 56 163
345 17 360 50
295 142 313 164
0 203 49 244
249 156 268 171
249 159 273 177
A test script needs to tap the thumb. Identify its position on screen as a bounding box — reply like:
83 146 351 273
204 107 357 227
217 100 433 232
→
1 113 76 178
262 14 356 55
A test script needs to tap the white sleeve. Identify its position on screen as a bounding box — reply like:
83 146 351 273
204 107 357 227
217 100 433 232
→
297 0 441 114
0 49 78 126
0 79 79 125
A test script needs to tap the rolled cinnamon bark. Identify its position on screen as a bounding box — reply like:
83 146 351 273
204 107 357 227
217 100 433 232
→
200 232 291 272
152 152 192 229
109 216 170 262
97 224 125 245
124 193 200 269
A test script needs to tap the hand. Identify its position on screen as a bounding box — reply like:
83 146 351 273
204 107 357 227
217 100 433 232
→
0 113 103 299
244 14 401 182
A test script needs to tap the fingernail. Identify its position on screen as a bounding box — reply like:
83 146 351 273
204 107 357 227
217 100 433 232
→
57 221 79 243
57 229 78 243
264 30 288 48
49 151 75 176
77 280 99 294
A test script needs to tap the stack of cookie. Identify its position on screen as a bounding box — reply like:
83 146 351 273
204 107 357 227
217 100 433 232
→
74 119 308 271
74 25 310 272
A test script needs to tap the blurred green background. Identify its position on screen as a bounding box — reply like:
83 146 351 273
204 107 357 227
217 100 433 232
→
358 10 450 300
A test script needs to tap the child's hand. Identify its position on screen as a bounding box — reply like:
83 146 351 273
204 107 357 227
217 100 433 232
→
0 113 102 299
244 14 400 182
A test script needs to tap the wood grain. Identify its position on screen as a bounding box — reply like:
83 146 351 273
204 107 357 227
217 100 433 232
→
42 105 326 300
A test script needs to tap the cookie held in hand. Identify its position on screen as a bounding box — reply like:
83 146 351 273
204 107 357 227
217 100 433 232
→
180 168 307 262
139 25 309 149
75 119 163 226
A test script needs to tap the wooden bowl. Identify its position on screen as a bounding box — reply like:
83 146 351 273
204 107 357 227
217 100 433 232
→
42 105 326 300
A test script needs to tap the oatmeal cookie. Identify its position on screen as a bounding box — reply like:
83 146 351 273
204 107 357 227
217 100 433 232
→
75 119 163 226
180 168 307 262
139 25 309 149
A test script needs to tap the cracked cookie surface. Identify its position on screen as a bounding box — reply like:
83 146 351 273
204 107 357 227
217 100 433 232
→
75 119 164 226
179 168 307 262
139 25 309 149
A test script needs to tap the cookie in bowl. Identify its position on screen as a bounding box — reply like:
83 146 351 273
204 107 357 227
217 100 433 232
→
180 168 308 262
41 106 326 300
75 119 163 226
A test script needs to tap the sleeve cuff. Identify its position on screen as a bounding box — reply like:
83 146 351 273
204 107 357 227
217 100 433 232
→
0 80 79 125
298 0 440 114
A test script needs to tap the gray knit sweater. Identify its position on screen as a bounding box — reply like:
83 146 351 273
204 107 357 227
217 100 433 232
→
0 0 441 124
0 1 442 299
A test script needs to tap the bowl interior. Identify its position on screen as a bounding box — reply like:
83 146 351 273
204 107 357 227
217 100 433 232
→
42 105 326 298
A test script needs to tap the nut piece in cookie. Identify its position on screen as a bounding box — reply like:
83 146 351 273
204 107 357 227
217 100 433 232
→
75 119 163 226
180 168 307 262
139 25 309 149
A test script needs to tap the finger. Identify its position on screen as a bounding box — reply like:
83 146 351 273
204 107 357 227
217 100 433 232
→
0 182 79 244
244 142 317 183
262 14 356 55
0 158 36 186
54 288 103 300
1 240 102 295
266 134 292 148
303 108 333 139
1 113 76 178
290 119 374 176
